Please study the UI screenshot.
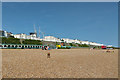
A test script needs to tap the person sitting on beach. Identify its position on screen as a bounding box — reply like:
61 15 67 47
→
106 49 110 52
106 49 114 53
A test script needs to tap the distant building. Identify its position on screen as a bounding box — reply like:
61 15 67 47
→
30 32 37 38
89 42 103 46
44 36 61 42
62 38 75 43
1 30 105 46
14 33 27 39
80 41 103 46
0 30 13 37
73 39 81 44
107 45 113 47
0 30 6 37
14 33 39 40
81 41 90 45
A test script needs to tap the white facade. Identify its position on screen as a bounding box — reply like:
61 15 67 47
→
62 38 88 44
14 33 39 40
89 42 103 46
4 31 8 37
81 41 90 45
107 45 113 47
14 34 27 39
81 41 103 46
62 38 81 44
44 36 61 42
74 39 81 44
26 35 31 39
30 33 37 38
62 38 75 43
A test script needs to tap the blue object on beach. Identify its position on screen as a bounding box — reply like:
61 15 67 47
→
48 48 51 50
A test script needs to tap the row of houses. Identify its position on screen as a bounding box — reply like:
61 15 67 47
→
0 30 104 46
43 36 104 46
0 30 42 40
14 33 41 40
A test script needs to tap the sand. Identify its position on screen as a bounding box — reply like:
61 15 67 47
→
0 49 2 79
2 48 118 78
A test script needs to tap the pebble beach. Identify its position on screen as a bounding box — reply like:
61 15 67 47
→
2 49 118 78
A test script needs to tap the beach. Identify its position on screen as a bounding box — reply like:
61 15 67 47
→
2 48 118 78
0 49 2 79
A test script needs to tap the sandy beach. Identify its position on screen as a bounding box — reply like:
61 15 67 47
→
2 48 118 78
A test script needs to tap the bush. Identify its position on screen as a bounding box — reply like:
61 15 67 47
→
23 39 42 45
78 44 89 47
69 43 73 46
2 37 21 44
2 37 42 45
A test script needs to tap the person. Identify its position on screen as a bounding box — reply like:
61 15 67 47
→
45 46 47 50
47 52 50 58
106 49 110 52
106 49 114 53
46 46 51 58
90 47 93 50
42 46 44 50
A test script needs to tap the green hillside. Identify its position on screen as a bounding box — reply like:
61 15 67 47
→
2 37 42 45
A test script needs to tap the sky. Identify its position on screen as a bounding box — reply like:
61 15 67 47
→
2 2 118 47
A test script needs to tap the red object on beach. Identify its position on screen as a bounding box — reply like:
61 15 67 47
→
101 46 106 49
61 43 64 46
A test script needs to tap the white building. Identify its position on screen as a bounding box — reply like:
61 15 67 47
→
29 33 37 38
4 31 7 37
81 41 90 45
14 33 27 39
89 42 104 46
44 36 61 42
80 41 104 46
62 38 83 44
0 30 14 37
14 33 39 40
61 38 75 43
107 45 113 47
73 39 81 44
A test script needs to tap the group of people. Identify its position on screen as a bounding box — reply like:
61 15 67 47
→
42 46 50 50
106 48 114 53
90 47 114 53
42 46 51 58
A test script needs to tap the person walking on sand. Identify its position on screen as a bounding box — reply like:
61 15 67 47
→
46 46 51 58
